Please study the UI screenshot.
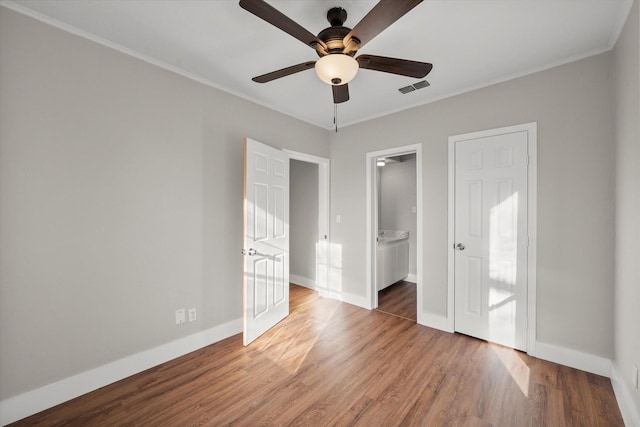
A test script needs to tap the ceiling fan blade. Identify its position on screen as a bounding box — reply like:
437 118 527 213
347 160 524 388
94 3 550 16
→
252 61 316 83
332 84 349 104
356 55 432 78
344 0 423 51
240 0 326 51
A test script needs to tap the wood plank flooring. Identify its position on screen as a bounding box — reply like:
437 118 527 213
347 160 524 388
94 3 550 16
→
11 285 623 426
376 280 417 321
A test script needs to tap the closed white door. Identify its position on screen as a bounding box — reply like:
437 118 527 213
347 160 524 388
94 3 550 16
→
243 138 289 346
454 131 528 350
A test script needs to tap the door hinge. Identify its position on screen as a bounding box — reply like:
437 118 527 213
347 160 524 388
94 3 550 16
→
324 235 327 240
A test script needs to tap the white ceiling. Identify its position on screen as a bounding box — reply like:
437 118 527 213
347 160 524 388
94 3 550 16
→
2 0 633 129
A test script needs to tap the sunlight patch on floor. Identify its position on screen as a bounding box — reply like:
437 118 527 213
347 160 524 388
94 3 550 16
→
490 345 530 397
255 294 341 375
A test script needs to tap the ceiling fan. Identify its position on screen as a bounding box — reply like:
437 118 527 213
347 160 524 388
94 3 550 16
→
239 0 433 104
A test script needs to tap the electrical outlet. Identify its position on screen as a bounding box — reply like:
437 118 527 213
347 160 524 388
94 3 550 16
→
633 364 638 390
188 307 197 322
175 308 185 325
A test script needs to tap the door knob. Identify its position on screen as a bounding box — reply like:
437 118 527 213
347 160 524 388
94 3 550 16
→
242 248 257 256
456 243 466 251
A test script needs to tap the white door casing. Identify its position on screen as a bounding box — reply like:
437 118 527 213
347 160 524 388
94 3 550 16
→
365 144 422 320
283 150 331 294
452 127 532 351
243 138 289 346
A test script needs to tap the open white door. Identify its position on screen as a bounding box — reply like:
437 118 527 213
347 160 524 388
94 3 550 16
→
243 138 289 346
453 130 529 351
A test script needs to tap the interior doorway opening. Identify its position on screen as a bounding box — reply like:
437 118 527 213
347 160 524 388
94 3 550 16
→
366 144 423 324
285 150 330 296
375 153 417 321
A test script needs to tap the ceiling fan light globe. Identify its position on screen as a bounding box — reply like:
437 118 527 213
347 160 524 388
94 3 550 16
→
315 54 359 85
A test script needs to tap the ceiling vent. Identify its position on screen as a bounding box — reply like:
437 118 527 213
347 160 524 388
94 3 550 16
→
398 80 430 94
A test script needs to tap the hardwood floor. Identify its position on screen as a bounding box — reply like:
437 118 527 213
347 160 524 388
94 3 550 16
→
11 285 623 426
376 280 417 321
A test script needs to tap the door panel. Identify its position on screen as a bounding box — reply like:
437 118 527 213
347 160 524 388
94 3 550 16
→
243 138 289 346
454 131 528 350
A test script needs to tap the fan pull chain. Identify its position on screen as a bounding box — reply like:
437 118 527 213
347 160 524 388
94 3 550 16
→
334 103 338 133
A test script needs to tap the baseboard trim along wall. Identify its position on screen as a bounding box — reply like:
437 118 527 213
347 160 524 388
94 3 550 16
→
520 342 638 424
533 341 612 377
610 361 640 427
289 274 316 290
0 318 243 426
318 288 371 310
419 312 454 333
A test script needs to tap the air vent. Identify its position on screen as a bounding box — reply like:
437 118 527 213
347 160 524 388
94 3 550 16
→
398 80 430 94
398 85 416 94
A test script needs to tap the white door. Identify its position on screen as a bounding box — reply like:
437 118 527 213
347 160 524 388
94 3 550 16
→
243 138 289 346
454 131 528 350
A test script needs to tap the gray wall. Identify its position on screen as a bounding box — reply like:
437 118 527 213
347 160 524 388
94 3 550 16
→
330 52 616 358
0 8 328 400
290 160 319 283
2 2 638 416
379 158 417 278
614 0 640 413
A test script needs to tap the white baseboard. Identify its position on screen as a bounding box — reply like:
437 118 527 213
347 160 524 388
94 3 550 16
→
319 288 371 310
533 341 611 377
289 274 317 290
610 361 640 427
0 318 242 426
406 273 417 283
418 311 454 333
533 345 640 426
289 275 370 310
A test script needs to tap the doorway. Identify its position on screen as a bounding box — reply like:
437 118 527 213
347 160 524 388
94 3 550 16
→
366 144 423 323
448 123 537 352
285 150 330 295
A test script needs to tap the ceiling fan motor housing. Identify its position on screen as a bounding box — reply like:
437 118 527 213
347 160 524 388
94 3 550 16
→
317 7 359 56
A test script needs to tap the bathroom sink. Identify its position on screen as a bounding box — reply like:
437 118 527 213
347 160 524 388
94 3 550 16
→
377 230 409 244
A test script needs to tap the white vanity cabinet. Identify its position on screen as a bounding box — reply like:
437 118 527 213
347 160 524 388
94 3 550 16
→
376 238 409 291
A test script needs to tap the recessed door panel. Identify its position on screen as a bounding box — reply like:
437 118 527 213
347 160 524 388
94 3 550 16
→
494 146 513 168
253 257 268 318
468 149 482 170
273 185 285 239
273 252 285 305
466 256 482 316
253 183 268 242
273 158 285 177
468 180 483 238
254 152 268 175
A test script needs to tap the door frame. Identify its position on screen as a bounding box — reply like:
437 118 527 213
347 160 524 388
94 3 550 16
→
366 143 423 321
447 122 537 354
283 150 331 293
